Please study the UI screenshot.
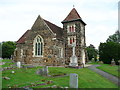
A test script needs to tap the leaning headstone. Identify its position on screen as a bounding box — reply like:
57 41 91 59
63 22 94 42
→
3 77 10 80
16 61 21 68
111 59 116 66
69 73 78 88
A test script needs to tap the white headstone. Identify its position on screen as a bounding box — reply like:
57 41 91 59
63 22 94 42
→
17 61 21 68
11 71 15 74
69 73 78 88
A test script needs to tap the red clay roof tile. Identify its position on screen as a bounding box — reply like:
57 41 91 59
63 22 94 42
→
17 30 30 44
62 8 81 22
44 19 63 38
17 19 63 44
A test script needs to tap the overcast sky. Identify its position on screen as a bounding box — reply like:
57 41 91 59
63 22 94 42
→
0 0 119 48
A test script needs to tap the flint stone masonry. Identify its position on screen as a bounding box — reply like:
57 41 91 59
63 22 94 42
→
69 73 78 88
13 8 87 66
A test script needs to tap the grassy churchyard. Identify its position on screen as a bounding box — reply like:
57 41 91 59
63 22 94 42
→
1 59 119 88
89 62 119 78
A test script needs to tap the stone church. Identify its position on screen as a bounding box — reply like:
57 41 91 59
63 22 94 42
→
13 8 87 66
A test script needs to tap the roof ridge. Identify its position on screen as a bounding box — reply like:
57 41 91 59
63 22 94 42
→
44 19 62 29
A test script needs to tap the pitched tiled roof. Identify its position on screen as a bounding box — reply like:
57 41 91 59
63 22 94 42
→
17 18 63 44
44 19 63 38
17 30 30 44
62 8 81 22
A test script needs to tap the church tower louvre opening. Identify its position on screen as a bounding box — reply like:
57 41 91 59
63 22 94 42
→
13 8 87 66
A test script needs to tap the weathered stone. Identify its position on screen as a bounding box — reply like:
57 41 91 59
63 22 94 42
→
69 73 78 88
43 66 48 76
37 66 49 76
111 59 116 66
69 44 78 66
3 77 10 80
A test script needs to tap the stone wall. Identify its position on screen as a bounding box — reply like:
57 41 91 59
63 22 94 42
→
63 20 86 65
13 25 65 66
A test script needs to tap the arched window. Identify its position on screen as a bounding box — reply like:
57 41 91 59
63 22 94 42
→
72 25 74 32
68 36 76 45
69 26 72 32
34 36 43 56
67 24 75 33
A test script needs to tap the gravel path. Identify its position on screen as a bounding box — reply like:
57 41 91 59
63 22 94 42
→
87 65 119 86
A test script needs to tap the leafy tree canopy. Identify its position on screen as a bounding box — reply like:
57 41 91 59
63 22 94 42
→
2 41 16 59
99 42 120 64
86 44 98 61
106 30 120 43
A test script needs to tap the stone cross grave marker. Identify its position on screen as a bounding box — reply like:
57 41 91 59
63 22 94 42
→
69 73 78 88
69 43 78 66
16 61 21 68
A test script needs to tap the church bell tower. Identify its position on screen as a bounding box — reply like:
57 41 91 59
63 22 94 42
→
62 8 86 66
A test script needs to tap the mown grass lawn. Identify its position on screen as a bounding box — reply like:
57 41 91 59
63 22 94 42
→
1 59 14 68
89 62 119 77
1 60 118 88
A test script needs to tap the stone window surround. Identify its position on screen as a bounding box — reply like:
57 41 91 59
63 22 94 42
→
33 35 44 57
68 36 76 45
67 24 76 33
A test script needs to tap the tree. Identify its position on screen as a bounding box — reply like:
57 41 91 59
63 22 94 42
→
106 30 120 43
99 30 120 64
99 42 120 64
86 44 98 61
2 41 16 59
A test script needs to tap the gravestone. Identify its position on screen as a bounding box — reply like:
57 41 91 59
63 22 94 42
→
36 69 41 75
111 59 116 66
11 71 15 74
36 66 49 76
16 61 21 68
69 43 78 66
43 66 48 76
69 73 78 88
40 68 44 76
